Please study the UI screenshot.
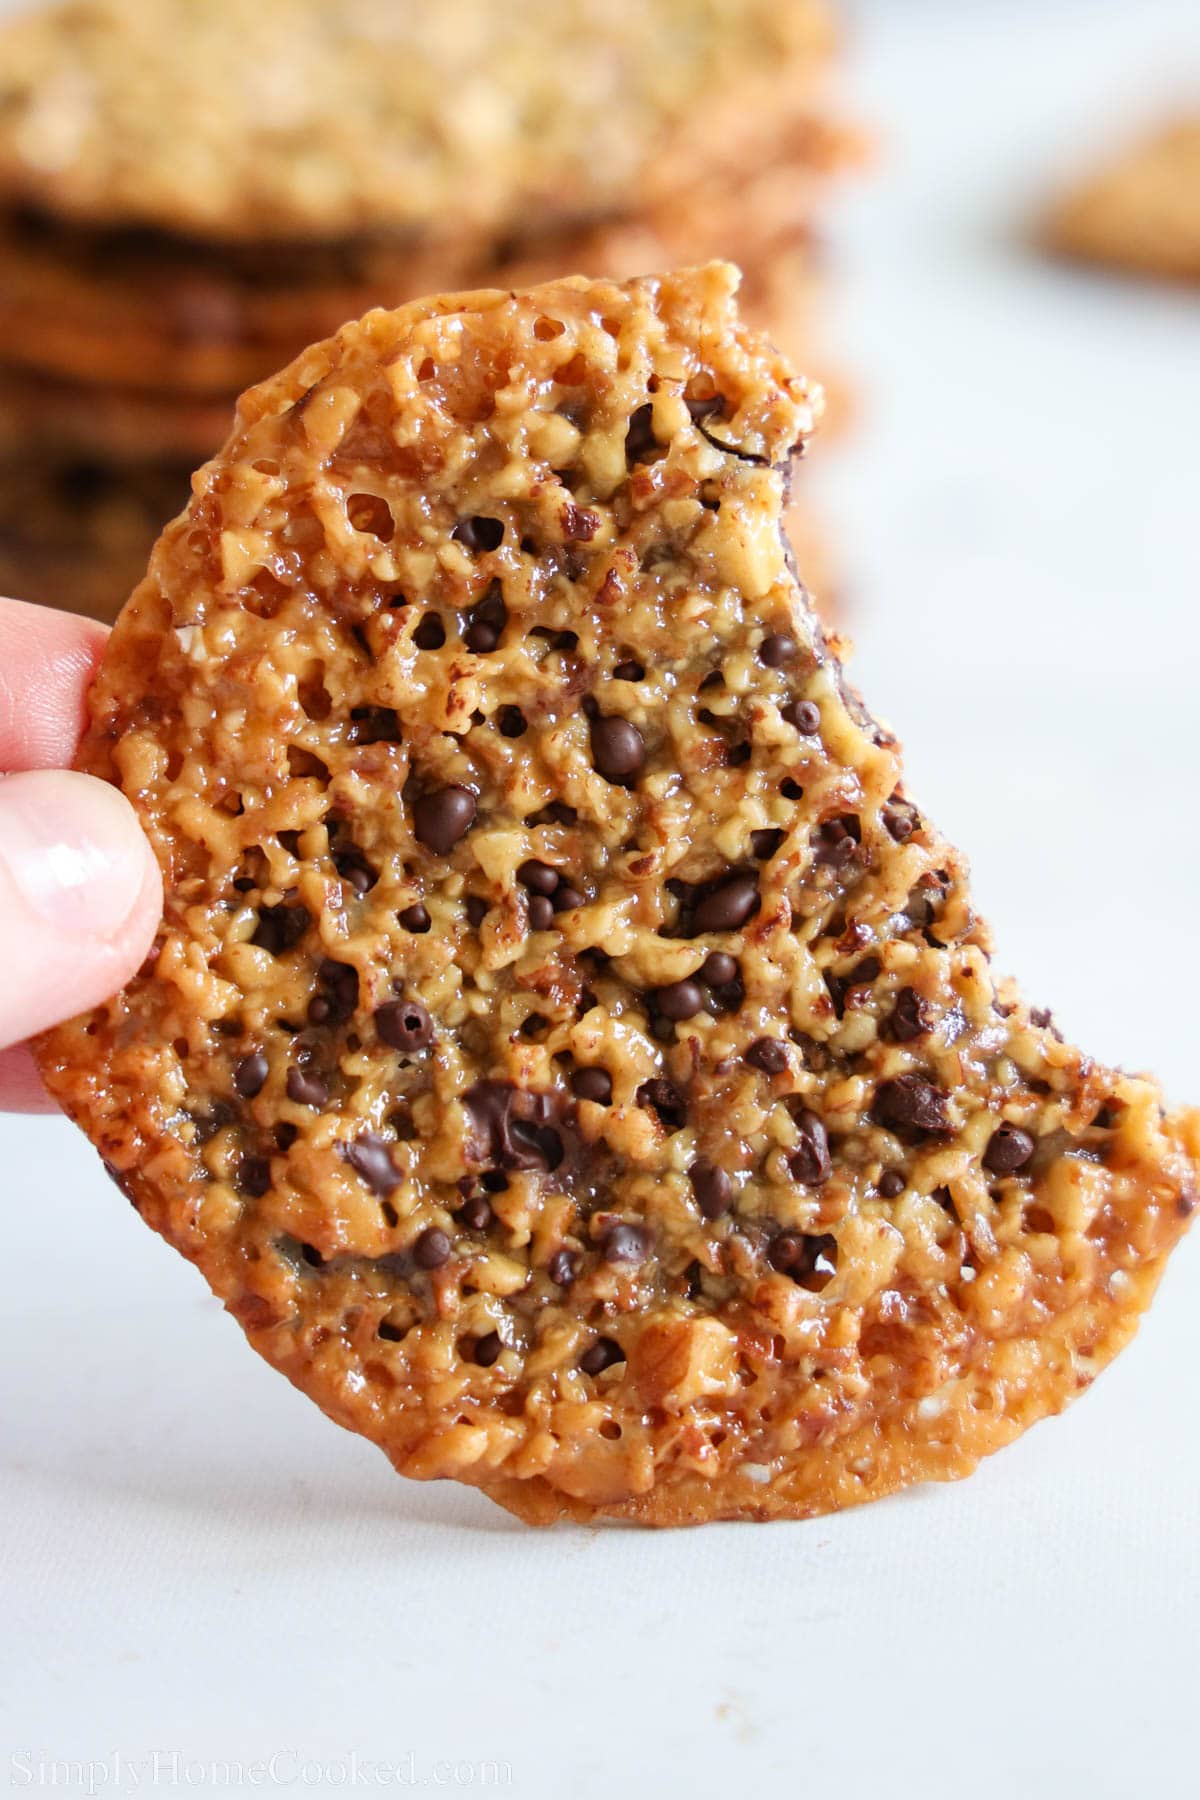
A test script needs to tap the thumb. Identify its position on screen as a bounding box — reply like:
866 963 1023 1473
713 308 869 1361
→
0 768 161 1050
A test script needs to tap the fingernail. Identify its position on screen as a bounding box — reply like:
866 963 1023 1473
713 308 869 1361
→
0 769 150 938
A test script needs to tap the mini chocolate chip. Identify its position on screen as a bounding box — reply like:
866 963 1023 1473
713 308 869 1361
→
783 700 821 734
883 808 915 841
878 1169 906 1198
571 1067 613 1105
399 903 431 933
465 895 488 927
498 705 527 738
413 612 446 649
233 1051 269 1098
307 958 358 1027
464 585 507 653
414 785 476 854
812 817 861 868
286 1067 328 1107
750 828 785 860
770 1230 838 1289
983 1123 1036 1175
548 1248 578 1286
768 1229 807 1273
613 660 644 681
580 1336 625 1375
889 987 932 1042
590 714 646 782
457 1193 494 1232
333 846 376 895
238 1153 271 1198
344 1134 402 1194
789 1110 832 1185
465 620 500 653
637 1078 687 1131
452 516 504 553
655 978 704 1021
376 998 434 1053
759 632 798 667
691 873 759 934
603 1222 650 1263
552 884 584 912
873 1075 951 1135
747 1037 789 1075
528 894 555 930
700 951 738 986
691 1162 732 1219
413 1226 452 1270
519 859 559 895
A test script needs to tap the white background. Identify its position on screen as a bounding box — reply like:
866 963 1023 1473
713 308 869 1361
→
2 1 1199 1794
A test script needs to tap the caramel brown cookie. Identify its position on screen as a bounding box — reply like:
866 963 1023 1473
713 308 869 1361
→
0 0 840 244
1046 117 1200 284
39 265 1193 1527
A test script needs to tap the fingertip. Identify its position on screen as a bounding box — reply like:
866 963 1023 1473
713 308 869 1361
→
0 597 110 770
0 769 162 1049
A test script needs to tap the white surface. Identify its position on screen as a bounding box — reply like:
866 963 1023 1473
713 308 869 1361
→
3 1 1200 1794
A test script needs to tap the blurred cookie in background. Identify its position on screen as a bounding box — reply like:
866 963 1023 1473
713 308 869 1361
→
0 0 861 621
1046 116 1200 284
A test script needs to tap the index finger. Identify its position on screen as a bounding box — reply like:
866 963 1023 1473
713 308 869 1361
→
0 597 108 772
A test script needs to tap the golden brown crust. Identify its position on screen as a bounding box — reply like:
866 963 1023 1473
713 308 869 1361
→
35 265 1196 1525
0 0 840 243
483 1244 1181 1523
1046 117 1200 284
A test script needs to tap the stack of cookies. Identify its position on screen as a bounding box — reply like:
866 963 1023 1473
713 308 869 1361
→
0 0 859 620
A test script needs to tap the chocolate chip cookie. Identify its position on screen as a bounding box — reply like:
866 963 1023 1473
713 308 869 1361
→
37 265 1196 1526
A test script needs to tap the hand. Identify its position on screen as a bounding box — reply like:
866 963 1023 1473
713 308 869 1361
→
0 598 161 1110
